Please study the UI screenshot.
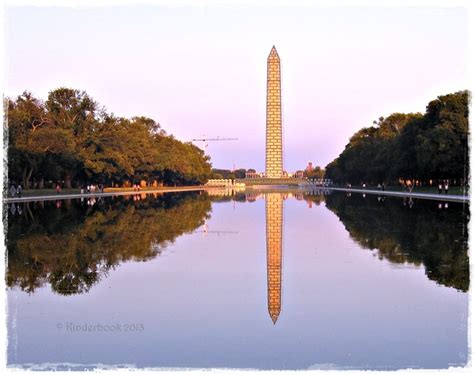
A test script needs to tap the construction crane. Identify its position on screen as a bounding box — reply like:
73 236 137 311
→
191 136 238 152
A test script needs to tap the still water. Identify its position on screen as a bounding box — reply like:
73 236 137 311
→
5 189 469 370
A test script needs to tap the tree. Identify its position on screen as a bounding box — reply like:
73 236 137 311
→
325 91 469 186
304 166 324 179
6 92 50 188
6 87 213 188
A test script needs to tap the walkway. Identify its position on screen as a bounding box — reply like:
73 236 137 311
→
3 186 222 203
317 186 469 203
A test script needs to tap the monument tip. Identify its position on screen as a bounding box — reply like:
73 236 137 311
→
268 45 279 59
272 315 278 325
270 313 280 324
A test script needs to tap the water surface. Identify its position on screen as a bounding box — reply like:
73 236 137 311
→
5 189 469 370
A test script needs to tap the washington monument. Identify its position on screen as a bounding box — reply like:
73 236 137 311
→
265 46 283 178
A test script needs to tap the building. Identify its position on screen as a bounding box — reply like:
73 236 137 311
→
295 170 304 178
245 171 263 179
265 46 283 178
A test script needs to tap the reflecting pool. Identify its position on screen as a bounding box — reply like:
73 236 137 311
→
5 189 469 370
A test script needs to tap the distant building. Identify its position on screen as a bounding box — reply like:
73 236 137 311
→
295 170 304 178
206 179 234 187
246 171 262 179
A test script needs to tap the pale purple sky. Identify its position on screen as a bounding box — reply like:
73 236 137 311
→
4 5 468 172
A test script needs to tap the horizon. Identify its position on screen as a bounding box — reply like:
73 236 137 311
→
4 5 468 171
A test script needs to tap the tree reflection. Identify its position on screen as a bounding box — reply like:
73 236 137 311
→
324 193 469 292
6 193 211 295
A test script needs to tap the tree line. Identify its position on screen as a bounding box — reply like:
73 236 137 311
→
5 88 212 189
325 91 469 186
211 168 250 180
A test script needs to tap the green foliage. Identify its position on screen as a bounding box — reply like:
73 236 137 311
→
5 88 212 188
325 91 470 185
304 166 324 179
211 169 233 179
210 168 249 179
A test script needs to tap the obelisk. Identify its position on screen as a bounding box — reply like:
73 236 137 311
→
266 193 283 324
265 46 283 178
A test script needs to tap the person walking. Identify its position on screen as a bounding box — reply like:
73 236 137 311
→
9 184 17 198
16 184 22 197
382 183 385 191
444 180 449 195
438 182 443 194
55 183 61 194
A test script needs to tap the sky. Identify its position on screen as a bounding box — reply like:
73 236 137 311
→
3 3 469 172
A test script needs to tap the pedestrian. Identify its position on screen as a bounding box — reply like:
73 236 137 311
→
87 185 91 194
444 180 449 195
80 185 84 194
438 182 442 194
377 183 381 190
16 184 22 197
56 183 61 194
382 183 385 191
362 183 366 189
9 184 17 198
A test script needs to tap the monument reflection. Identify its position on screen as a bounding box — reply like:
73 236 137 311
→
265 193 284 324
